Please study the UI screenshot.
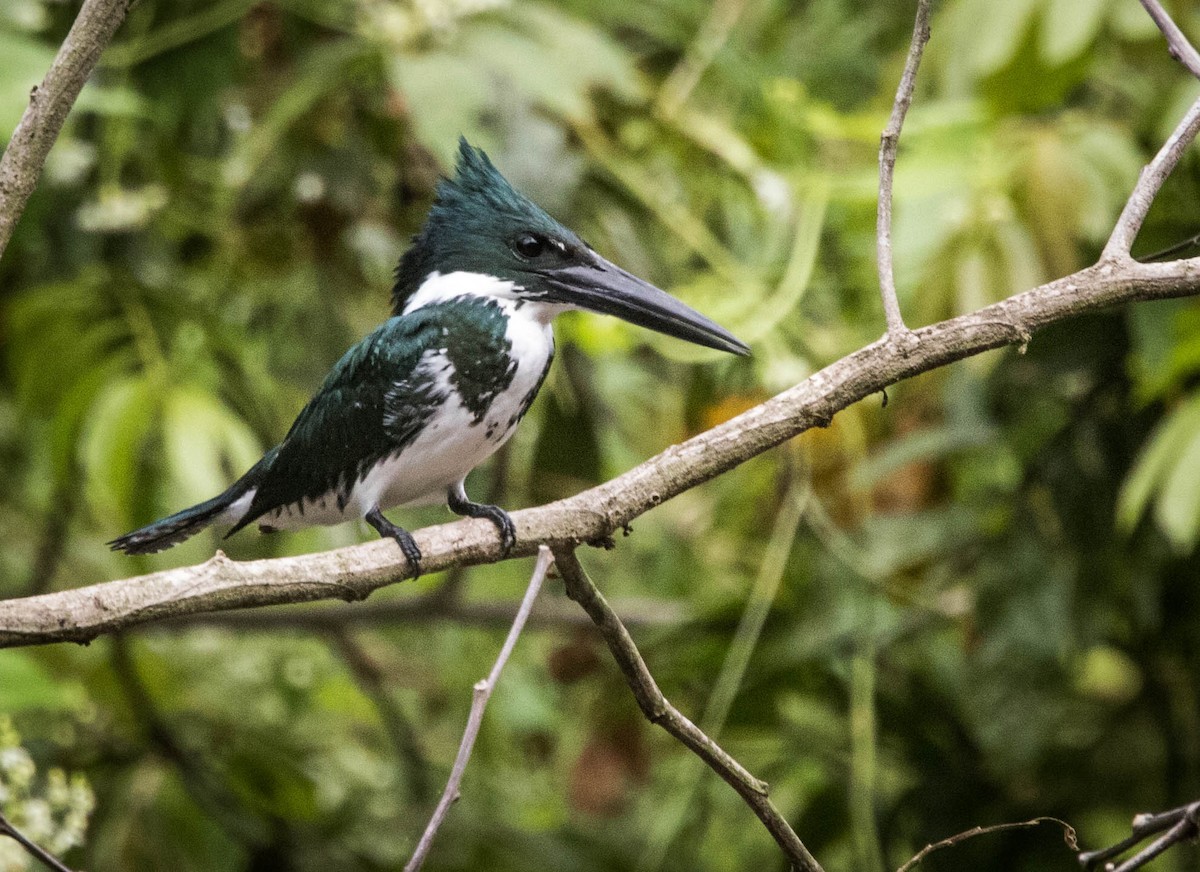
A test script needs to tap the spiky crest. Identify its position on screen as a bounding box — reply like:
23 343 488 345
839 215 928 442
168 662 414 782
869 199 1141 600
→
391 138 581 314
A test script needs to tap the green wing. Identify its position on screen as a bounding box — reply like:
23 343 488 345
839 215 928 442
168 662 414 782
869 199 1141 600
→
228 312 447 533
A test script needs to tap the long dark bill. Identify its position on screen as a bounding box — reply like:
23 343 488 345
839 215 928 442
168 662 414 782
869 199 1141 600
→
541 257 750 356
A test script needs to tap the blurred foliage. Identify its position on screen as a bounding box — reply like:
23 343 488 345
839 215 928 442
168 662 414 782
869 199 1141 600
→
0 716 94 870
1 0 1200 869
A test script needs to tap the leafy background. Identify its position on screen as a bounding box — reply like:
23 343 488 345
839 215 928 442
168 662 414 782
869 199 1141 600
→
2 0 1200 869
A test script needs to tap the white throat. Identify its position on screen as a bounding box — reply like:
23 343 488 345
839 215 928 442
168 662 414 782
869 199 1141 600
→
402 270 566 324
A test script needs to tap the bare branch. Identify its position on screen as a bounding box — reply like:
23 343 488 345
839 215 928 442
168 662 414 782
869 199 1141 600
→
896 817 1077 872
1102 3 1200 259
1138 0 1200 80
1079 800 1200 872
1 255 1198 648
403 546 553 872
0 812 76 872
1103 93 1200 259
0 0 133 261
551 548 824 872
876 0 931 339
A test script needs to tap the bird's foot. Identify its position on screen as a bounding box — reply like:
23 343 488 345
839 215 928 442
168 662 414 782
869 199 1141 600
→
447 489 516 555
365 507 422 577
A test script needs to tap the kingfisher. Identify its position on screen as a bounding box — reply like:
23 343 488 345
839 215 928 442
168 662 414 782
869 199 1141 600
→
109 139 748 572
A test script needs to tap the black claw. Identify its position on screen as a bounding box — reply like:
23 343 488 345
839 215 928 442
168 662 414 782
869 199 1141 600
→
447 489 516 555
365 507 422 577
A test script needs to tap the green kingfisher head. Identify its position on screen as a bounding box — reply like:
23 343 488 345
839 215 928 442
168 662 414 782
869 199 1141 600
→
392 138 749 356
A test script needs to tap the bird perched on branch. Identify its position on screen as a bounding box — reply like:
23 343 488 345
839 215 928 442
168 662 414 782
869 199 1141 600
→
110 139 748 572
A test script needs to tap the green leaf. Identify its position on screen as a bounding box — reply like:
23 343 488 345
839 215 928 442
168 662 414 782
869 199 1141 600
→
0 26 54 139
1040 0 1110 64
1153 421 1200 551
965 0 1041 75
80 375 162 524
163 387 261 507
0 652 83 711
390 3 641 162
1117 393 1200 545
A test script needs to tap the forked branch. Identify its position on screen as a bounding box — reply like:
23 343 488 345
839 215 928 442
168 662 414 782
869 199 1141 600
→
1078 800 1200 872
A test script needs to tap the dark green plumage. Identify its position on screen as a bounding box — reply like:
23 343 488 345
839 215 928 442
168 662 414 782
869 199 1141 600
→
391 138 585 314
227 297 519 536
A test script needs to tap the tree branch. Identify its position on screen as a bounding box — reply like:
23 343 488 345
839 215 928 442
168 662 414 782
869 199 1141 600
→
551 548 823 872
1 255 1199 647
896 817 1076 872
0 812 75 872
1138 0 1200 80
4 0 1200 652
1078 800 1200 872
876 0 931 339
1103 93 1200 259
1101 1 1200 260
403 546 552 872
0 0 133 261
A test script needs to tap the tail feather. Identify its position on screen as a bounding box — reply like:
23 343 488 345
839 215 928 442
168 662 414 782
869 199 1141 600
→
109 486 247 556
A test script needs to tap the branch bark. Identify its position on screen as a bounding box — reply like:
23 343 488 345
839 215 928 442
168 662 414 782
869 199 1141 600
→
1138 0 1200 79
1079 800 1200 872
1 255 1198 647
552 548 823 872
0 0 133 261
0 812 75 872
403 547 552 872
1103 93 1200 259
876 0 931 338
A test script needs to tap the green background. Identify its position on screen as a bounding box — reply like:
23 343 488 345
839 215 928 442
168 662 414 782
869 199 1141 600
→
2 0 1200 869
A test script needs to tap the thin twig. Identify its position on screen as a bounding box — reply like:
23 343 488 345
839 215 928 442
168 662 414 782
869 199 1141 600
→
551 547 824 872
876 0 932 340
1138 230 1200 262
0 0 133 261
0 812 76 872
896 817 1077 872
1101 1 1200 259
1138 0 1200 79
639 472 809 869
1079 800 1200 871
403 546 553 872
1103 92 1200 259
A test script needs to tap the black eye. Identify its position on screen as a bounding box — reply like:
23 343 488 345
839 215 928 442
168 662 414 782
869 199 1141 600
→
513 233 546 259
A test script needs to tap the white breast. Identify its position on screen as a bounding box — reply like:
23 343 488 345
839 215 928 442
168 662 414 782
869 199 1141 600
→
245 296 556 531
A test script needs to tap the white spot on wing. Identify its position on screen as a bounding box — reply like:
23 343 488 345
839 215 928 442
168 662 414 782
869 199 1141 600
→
254 288 559 532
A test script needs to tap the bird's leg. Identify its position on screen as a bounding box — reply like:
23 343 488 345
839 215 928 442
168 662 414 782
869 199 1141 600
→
365 507 422 576
447 482 516 554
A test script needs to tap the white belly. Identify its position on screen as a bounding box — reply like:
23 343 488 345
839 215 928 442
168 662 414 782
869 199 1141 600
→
238 301 555 531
